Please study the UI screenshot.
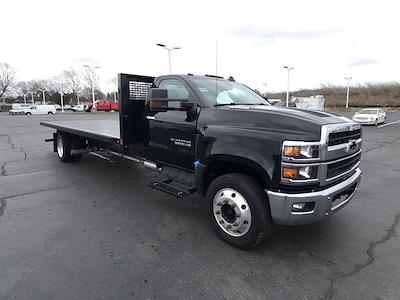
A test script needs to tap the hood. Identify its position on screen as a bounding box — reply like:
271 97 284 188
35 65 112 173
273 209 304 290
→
226 105 351 126
198 105 354 142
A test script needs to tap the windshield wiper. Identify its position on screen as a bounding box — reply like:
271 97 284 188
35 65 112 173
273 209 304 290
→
214 103 237 107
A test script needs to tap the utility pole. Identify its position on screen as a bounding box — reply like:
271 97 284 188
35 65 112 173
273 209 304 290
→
83 65 100 108
31 92 34 104
345 77 352 108
283 66 294 107
23 94 26 104
156 43 181 74
60 90 64 113
262 83 268 98
38 89 46 105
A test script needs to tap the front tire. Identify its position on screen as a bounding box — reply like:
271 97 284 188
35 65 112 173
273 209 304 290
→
206 173 272 250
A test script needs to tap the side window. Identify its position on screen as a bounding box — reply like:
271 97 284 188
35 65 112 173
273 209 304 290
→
159 79 189 100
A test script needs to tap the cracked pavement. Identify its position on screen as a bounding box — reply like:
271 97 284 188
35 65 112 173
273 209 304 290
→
0 111 399 299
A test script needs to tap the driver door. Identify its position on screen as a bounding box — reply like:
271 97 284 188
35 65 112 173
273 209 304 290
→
144 78 199 171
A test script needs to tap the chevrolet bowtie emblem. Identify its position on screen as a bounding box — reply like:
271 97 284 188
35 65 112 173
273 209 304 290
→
346 139 357 152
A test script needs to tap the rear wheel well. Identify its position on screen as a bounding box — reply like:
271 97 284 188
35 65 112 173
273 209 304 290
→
201 160 270 196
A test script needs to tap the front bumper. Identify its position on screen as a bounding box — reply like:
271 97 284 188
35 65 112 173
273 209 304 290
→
267 168 361 225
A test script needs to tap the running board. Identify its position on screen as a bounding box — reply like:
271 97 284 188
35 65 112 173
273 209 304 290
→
149 179 197 198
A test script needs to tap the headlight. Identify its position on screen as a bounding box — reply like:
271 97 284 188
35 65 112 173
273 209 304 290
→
282 165 318 180
283 144 319 159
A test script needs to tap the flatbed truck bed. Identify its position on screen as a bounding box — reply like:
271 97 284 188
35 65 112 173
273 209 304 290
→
40 119 120 144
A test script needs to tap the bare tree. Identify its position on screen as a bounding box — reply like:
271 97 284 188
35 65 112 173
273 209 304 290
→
83 67 100 104
108 76 118 102
0 62 17 103
63 68 82 104
48 75 69 110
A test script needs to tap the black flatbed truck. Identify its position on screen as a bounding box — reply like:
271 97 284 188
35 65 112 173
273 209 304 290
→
41 73 362 249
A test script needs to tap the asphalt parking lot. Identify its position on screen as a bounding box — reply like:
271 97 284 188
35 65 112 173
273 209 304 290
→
1 111 399 299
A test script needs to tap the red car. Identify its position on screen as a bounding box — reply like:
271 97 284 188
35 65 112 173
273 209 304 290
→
96 100 119 111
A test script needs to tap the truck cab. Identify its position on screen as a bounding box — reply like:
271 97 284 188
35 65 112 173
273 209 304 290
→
117 73 362 248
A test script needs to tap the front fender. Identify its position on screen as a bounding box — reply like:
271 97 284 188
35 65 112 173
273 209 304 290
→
196 126 283 185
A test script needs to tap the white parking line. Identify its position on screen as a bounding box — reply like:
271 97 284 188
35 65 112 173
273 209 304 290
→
378 120 400 128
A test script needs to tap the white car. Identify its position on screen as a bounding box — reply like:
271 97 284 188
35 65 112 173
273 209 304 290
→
352 108 386 125
10 105 56 115
71 104 91 112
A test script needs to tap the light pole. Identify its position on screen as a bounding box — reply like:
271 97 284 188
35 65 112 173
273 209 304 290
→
83 65 100 108
283 66 294 107
345 77 352 108
60 87 65 113
156 43 181 74
38 89 46 105
30 92 35 104
262 83 268 98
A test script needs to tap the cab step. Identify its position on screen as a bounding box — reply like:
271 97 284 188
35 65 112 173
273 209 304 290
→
149 179 196 198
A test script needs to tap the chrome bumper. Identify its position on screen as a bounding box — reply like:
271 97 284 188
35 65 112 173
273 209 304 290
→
267 168 362 225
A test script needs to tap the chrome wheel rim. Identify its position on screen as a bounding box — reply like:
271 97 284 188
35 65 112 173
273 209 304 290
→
57 137 63 158
213 188 252 237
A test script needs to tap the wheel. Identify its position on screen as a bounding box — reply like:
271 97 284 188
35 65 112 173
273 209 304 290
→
48 111 53 114
206 173 272 250
374 118 378 126
57 134 72 162
26 112 31 115
57 134 83 162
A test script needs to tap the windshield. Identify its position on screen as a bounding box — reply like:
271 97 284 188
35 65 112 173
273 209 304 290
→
359 109 378 115
189 77 269 106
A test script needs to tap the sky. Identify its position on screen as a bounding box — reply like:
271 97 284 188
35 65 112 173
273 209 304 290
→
1 0 399 93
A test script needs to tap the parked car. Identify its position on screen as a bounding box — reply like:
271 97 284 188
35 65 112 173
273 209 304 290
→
53 104 62 111
10 105 56 115
96 100 120 111
71 104 92 112
64 105 72 110
352 108 386 125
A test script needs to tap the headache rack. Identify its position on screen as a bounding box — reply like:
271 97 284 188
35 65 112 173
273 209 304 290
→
118 73 155 147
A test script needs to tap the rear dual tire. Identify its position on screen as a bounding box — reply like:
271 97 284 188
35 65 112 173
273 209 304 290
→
57 134 82 163
206 173 272 250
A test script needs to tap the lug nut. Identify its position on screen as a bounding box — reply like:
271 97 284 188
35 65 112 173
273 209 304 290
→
215 211 221 215
219 220 224 224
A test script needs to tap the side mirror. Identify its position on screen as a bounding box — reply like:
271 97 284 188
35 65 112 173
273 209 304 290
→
149 88 193 111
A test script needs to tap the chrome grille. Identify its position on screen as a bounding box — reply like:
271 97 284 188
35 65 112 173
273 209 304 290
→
328 129 361 146
327 153 361 179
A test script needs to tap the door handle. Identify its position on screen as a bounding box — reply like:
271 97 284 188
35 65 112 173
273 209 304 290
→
146 116 155 120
